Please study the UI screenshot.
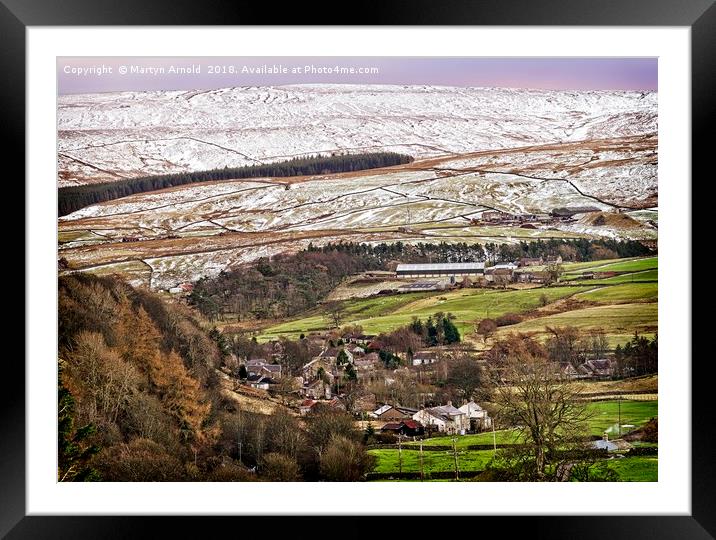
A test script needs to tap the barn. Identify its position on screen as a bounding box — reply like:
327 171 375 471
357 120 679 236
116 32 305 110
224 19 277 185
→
395 262 485 278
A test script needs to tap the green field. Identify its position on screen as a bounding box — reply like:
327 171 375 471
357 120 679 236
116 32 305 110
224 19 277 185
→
262 286 590 340
566 269 657 285
404 430 523 448
563 257 658 275
575 282 658 304
586 400 658 436
369 447 496 475
605 456 658 481
495 302 657 346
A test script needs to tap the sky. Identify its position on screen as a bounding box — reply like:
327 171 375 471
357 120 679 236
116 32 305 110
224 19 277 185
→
57 57 657 95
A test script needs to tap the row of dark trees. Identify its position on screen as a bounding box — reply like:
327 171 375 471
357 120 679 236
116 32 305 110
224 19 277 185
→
309 238 653 265
614 333 658 376
58 152 413 216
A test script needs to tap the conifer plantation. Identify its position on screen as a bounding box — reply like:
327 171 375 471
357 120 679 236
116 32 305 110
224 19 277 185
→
58 152 413 216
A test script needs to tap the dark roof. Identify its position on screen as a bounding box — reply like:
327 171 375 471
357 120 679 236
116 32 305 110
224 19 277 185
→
395 405 419 415
396 262 485 272
401 419 422 429
247 374 277 384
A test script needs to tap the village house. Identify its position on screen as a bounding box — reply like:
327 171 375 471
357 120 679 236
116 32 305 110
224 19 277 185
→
246 374 276 390
578 358 615 379
354 352 380 371
413 402 469 434
246 359 282 379
559 362 580 379
371 404 419 421
457 400 493 432
301 378 331 400
412 350 438 366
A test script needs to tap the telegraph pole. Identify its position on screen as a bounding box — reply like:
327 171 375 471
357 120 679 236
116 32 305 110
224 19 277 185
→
452 435 460 481
492 417 497 454
398 436 403 474
419 441 424 481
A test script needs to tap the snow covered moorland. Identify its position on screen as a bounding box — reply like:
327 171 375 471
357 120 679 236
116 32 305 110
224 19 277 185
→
58 84 656 186
57 84 657 289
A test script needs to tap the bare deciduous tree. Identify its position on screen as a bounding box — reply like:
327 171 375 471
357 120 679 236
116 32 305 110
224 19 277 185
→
489 339 591 480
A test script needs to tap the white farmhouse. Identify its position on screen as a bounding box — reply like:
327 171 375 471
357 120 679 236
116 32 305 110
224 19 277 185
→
412 402 469 434
458 400 493 431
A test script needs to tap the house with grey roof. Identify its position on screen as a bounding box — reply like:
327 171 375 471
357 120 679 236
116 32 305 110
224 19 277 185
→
413 401 469 434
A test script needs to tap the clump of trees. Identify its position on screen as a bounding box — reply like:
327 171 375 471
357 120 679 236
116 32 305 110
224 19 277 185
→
58 152 413 216
407 312 461 346
614 333 658 376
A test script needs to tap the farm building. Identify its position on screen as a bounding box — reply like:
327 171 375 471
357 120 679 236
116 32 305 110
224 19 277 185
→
458 400 493 432
413 402 469 434
550 206 601 218
412 350 438 366
518 257 543 267
371 404 419 421
395 262 485 278
380 420 425 437
397 280 447 292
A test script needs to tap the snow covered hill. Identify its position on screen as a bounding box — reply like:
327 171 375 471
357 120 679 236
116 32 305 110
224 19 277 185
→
57 84 657 186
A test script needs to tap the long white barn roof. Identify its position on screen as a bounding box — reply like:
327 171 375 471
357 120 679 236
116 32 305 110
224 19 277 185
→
396 262 485 271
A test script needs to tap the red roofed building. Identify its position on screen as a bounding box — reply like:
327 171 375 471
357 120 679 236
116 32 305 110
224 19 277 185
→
299 399 316 416
380 419 424 437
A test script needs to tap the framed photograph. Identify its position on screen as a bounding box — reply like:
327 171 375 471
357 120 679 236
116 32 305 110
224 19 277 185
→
6 0 711 537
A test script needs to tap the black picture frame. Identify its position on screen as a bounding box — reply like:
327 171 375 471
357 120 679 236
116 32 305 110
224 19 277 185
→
4 0 711 537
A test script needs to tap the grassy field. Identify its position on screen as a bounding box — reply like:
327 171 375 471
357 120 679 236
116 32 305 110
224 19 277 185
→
605 456 658 482
586 400 658 436
262 285 590 340
562 256 658 276
565 269 657 285
369 447 496 475
494 302 657 347
575 282 658 304
404 430 523 448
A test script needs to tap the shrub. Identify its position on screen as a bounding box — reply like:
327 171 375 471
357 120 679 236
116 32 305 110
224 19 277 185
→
495 313 523 326
375 432 398 444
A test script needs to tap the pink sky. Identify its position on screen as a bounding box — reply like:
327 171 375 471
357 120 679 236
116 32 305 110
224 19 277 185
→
58 57 657 95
